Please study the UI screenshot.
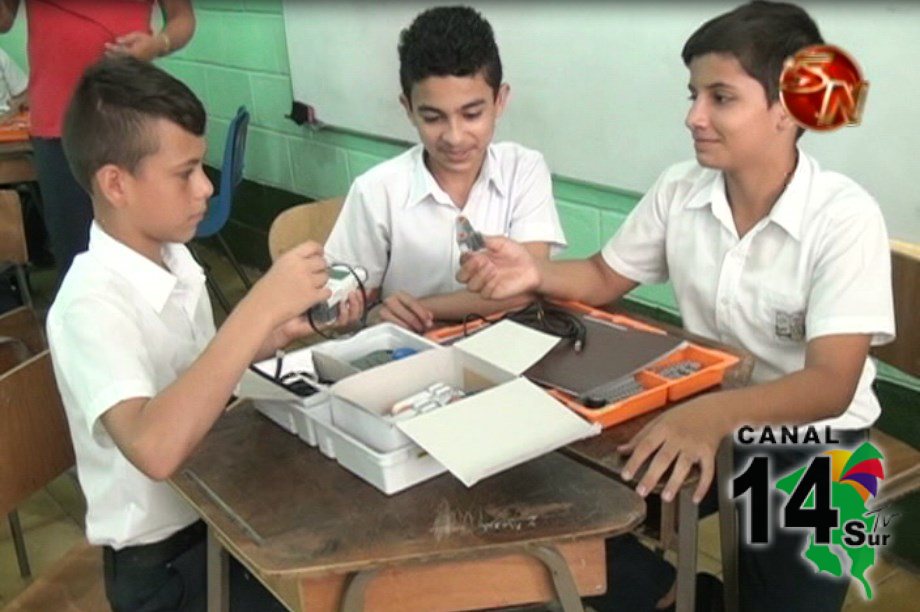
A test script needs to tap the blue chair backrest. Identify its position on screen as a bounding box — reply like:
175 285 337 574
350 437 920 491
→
196 106 250 238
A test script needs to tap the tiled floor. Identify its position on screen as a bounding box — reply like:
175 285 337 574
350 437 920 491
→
2 247 918 610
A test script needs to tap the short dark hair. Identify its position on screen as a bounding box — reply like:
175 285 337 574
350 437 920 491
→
682 1 823 102
63 55 206 193
398 5 502 100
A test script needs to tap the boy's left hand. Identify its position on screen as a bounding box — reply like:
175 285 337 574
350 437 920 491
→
618 397 730 504
268 289 364 351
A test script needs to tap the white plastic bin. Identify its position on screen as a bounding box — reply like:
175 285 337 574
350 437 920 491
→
306 402 446 494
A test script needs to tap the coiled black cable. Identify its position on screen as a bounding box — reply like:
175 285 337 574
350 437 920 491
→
461 301 587 352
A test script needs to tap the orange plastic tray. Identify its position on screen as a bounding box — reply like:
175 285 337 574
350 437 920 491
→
0 111 30 143
426 300 740 428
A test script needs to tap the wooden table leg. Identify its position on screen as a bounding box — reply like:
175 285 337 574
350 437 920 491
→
674 486 698 612
207 526 230 612
718 438 739 612
340 569 378 612
8 511 31 578
527 545 585 612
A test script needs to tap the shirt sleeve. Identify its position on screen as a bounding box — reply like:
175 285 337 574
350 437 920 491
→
805 196 895 346
600 169 671 285
48 296 157 445
0 49 27 98
323 178 391 290
506 152 567 252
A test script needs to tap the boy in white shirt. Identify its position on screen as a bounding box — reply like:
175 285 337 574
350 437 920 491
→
0 46 27 121
459 2 894 610
47 56 353 611
324 5 566 332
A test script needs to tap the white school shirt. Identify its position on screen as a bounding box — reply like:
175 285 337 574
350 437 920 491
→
324 142 567 298
0 48 27 110
47 223 214 549
601 151 894 430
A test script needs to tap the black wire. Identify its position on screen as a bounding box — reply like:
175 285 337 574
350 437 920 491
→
506 302 587 351
308 262 370 341
461 312 492 337
458 301 587 351
247 263 370 390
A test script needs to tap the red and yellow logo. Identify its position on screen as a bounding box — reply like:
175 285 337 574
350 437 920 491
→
780 45 868 131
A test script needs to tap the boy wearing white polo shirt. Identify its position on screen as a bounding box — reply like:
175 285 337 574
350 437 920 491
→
0 47 27 121
324 5 566 333
47 56 338 611
459 2 894 610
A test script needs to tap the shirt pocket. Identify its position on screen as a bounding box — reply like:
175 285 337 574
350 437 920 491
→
759 289 808 343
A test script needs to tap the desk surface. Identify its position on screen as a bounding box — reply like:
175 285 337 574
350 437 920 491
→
172 402 645 578
0 141 31 156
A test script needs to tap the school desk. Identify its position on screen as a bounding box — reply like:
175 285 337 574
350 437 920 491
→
562 305 755 612
0 140 35 185
170 400 646 612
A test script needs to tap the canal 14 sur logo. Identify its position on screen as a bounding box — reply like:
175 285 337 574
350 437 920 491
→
732 425 896 600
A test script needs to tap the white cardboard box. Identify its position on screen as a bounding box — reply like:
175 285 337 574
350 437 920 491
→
329 334 601 487
330 347 517 452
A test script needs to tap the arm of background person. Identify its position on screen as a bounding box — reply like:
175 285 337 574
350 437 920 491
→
0 0 20 33
106 0 196 61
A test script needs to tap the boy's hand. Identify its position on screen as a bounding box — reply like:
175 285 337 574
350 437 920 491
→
457 236 541 300
248 241 331 327
105 31 164 61
377 291 433 333
258 290 365 357
618 398 730 504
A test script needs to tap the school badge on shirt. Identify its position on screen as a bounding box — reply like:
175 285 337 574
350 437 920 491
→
774 309 806 341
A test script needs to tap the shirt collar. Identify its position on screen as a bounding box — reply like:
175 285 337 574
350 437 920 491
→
87 222 205 314
407 144 505 208
683 148 807 241
765 149 806 241
684 169 737 235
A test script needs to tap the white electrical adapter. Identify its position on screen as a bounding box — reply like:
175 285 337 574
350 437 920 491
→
307 266 367 326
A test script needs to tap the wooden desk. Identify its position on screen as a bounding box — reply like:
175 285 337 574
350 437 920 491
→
172 401 646 611
562 306 755 612
0 141 35 185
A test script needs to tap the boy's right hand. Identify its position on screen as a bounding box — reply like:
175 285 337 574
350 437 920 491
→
457 236 541 300
248 241 331 326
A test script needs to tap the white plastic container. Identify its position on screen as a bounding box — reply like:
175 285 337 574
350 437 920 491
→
306 402 447 494
251 398 301 434
311 323 440 380
243 325 439 445
314 322 439 360
329 347 514 452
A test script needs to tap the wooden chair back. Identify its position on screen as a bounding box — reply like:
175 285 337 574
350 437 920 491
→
872 241 919 377
0 306 46 355
0 349 76 517
0 189 28 264
268 197 344 262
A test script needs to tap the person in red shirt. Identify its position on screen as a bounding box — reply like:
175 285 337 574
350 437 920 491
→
0 0 195 283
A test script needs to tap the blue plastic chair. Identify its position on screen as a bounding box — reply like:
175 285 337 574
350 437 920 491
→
195 106 251 312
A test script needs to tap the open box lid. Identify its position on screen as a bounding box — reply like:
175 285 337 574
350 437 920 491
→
330 326 600 487
397 377 599 486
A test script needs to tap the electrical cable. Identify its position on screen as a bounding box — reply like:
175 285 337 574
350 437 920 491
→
460 301 587 352
306 262 370 341
246 263 370 393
